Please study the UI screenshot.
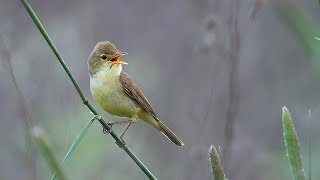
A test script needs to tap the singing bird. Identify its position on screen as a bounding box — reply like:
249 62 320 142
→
88 41 184 146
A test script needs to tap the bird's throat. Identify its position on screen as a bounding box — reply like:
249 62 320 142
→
90 63 122 78
90 64 122 97
109 63 122 76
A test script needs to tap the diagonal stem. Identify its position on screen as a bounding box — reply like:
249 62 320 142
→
20 0 157 179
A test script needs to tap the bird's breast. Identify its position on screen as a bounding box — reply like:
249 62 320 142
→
90 70 140 118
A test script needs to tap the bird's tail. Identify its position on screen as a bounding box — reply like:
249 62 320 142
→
157 119 184 146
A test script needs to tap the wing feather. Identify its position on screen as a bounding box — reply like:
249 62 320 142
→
119 71 158 119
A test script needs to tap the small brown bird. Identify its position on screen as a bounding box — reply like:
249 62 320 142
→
88 41 184 146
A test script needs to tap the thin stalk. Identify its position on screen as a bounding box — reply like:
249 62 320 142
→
20 0 157 179
308 110 311 180
31 127 67 180
0 34 37 180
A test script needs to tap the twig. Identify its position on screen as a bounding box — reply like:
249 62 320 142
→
20 0 157 179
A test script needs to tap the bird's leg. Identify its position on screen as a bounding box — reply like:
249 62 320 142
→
102 119 132 134
108 119 133 126
115 120 134 148
119 121 133 140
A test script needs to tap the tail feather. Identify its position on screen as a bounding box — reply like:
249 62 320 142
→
157 120 184 146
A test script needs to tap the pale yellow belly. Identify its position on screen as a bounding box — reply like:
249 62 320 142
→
90 76 141 119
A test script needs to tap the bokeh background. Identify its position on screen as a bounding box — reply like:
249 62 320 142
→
1 0 320 179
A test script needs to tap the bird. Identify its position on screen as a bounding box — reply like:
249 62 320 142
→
88 41 184 146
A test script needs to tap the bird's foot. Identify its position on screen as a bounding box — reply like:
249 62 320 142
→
102 127 110 134
115 138 126 149
102 122 113 134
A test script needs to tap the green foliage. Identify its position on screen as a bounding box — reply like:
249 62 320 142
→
282 106 306 180
31 127 67 180
209 145 226 180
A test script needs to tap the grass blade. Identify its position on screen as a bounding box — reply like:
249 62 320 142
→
51 117 95 180
282 106 305 180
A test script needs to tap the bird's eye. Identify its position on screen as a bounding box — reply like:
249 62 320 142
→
100 54 107 60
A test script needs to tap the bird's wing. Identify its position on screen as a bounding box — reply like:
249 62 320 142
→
119 71 158 118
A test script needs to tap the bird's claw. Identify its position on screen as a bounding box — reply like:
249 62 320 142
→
102 122 112 134
102 127 110 134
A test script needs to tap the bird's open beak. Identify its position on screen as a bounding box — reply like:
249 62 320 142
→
112 52 128 65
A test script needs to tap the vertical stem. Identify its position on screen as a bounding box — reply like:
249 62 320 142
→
308 110 311 180
222 0 240 168
0 35 37 180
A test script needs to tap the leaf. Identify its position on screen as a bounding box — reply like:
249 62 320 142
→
51 117 95 180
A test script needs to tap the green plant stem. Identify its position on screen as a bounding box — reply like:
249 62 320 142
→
31 127 67 180
20 0 157 179
308 110 311 180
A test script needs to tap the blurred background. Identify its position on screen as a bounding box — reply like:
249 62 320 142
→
1 0 320 179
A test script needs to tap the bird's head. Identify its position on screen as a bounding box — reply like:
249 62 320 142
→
88 41 128 76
